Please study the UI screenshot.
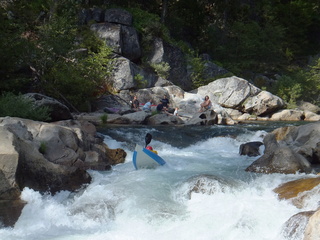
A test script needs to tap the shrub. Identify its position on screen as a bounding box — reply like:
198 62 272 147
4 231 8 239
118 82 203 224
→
0 92 51 121
275 75 302 108
39 141 47 154
134 74 147 88
100 113 108 124
150 62 170 79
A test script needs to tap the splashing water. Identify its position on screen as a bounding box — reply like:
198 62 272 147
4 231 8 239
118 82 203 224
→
0 124 317 240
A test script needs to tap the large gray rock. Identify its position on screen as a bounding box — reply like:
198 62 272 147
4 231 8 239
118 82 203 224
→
23 93 72 121
239 141 263 157
270 109 305 121
110 57 138 91
78 8 92 25
92 7 105 23
104 8 132 26
185 110 218 126
121 25 141 61
0 200 26 227
304 111 320 121
0 129 21 200
146 113 184 125
272 122 320 164
297 101 320 114
0 117 127 226
119 111 151 124
246 133 312 174
110 57 159 92
79 7 105 24
148 38 192 90
200 54 230 79
192 76 261 109
304 209 320 240
244 91 286 116
91 22 122 53
90 23 141 61
281 211 314 240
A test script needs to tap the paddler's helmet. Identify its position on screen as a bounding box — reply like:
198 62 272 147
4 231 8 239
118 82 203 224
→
146 146 153 150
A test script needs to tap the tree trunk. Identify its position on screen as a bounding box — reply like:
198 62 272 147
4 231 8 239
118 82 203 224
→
161 0 168 23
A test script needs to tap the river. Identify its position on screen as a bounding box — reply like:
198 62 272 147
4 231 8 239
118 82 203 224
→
0 122 316 240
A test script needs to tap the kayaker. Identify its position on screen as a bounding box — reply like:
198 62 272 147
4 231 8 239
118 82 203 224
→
146 145 158 154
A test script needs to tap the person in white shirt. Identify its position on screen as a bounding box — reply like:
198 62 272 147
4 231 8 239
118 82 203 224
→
173 107 179 116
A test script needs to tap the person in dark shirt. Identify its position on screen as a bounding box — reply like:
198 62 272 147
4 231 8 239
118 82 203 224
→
156 102 164 113
161 95 169 109
131 95 140 111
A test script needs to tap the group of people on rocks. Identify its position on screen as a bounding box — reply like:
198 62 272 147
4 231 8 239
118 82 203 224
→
130 94 212 114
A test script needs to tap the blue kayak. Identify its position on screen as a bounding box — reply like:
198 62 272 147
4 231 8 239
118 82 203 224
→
132 145 166 170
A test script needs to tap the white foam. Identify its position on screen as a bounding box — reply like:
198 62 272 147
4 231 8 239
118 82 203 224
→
0 132 314 240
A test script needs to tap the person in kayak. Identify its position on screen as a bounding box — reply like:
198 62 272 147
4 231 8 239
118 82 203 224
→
146 145 158 154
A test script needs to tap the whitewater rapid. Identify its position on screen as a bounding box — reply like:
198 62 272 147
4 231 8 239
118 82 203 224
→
0 125 316 240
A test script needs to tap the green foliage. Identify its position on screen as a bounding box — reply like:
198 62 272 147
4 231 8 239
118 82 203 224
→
207 21 286 75
189 54 205 88
1 0 320 109
0 5 36 92
303 57 320 104
150 62 170 79
39 141 47 154
134 74 147 88
0 0 114 111
128 7 170 53
273 57 320 107
129 7 161 33
275 75 302 108
100 113 108 124
42 42 113 111
0 92 51 121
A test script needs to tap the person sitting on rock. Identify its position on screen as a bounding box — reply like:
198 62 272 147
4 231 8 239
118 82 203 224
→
161 95 169 110
143 99 152 112
156 101 165 113
173 107 179 116
199 95 212 112
131 95 140 111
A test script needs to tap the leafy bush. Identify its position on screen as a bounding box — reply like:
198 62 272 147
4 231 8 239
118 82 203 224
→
42 36 114 111
188 53 205 88
129 7 170 54
150 62 170 79
0 92 51 121
134 74 147 88
39 141 47 154
275 75 302 108
100 113 108 124
304 57 320 104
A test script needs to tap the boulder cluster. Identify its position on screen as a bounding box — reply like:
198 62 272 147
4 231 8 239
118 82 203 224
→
83 76 320 126
1 8 320 238
0 117 126 226
75 8 320 125
241 122 320 240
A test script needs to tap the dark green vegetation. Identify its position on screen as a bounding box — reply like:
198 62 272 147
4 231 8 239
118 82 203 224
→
0 0 113 113
0 92 51 121
1 0 320 115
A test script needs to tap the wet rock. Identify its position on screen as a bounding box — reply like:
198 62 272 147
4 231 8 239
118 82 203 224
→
274 177 320 200
239 141 263 157
246 133 312 174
